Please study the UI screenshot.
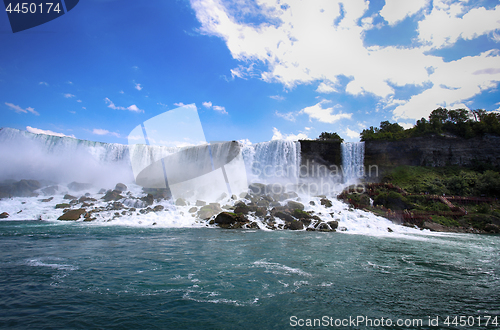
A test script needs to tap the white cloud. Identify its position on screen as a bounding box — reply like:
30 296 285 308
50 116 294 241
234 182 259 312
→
417 2 500 49
202 101 213 108
275 110 296 122
26 126 75 138
398 122 414 129
5 102 39 115
270 95 285 101
39 81 48 86
77 100 82 103
271 127 309 141
67 81 73 85
135 83 143 91
213 105 228 114
64 93 75 98
380 0 428 26
104 98 144 113
174 102 186 107
300 100 352 124
190 0 500 123
316 81 338 94
119 90 125 94
345 128 360 139
92 128 120 138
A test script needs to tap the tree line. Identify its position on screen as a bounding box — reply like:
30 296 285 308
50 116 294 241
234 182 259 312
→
360 108 500 141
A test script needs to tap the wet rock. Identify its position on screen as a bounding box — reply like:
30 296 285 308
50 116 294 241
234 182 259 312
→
249 183 266 195
327 221 339 230
287 200 304 211
234 203 250 214
0 180 41 197
320 198 332 208
247 222 259 229
255 207 266 217
197 203 222 219
239 192 249 199
41 185 59 196
40 197 54 202
102 190 124 202
195 200 206 206
188 207 197 213
141 194 154 206
216 192 228 201
67 182 93 191
153 205 164 212
317 222 334 232
0 212 9 219
78 196 97 203
98 188 107 194
58 208 86 221
273 210 295 223
287 220 304 230
422 221 448 232
214 212 249 229
309 201 315 206
55 203 71 209
108 202 125 210
63 194 77 200
114 183 128 192
387 227 393 233
175 198 187 206
485 223 500 233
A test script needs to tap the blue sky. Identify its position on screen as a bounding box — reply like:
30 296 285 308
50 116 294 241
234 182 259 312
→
1 0 500 144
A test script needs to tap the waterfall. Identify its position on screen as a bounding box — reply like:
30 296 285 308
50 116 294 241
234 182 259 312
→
0 127 133 185
242 140 301 183
341 142 365 184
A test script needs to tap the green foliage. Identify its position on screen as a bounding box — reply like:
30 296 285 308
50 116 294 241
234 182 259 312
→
361 107 500 142
432 215 460 227
373 191 410 210
344 193 370 207
383 165 500 198
318 132 344 142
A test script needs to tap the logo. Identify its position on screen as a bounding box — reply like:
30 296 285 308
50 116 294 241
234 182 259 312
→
3 0 79 33
128 104 248 202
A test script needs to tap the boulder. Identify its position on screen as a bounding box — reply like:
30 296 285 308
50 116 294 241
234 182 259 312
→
273 210 295 223
234 203 250 214
40 197 54 203
197 203 222 219
78 196 97 203
320 198 332 208
102 190 124 202
327 220 339 230
114 183 128 192
55 203 71 209
141 193 154 206
58 209 86 221
317 222 335 232
41 185 59 196
63 194 77 200
196 200 206 206
249 183 266 195
67 182 93 191
287 200 304 211
153 205 164 212
175 198 187 206
188 207 198 213
1 179 41 197
484 223 500 233
98 188 107 194
0 212 9 219
287 220 304 230
214 212 249 229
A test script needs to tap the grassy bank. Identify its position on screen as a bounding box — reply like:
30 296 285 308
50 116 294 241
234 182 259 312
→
339 165 500 233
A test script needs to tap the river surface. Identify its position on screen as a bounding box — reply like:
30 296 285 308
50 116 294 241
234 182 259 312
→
1 221 499 329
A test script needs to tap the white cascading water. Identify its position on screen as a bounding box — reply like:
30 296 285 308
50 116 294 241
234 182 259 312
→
0 128 424 237
242 140 301 184
341 142 365 184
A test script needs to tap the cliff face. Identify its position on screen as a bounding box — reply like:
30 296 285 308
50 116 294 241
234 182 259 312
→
364 134 500 169
299 140 341 167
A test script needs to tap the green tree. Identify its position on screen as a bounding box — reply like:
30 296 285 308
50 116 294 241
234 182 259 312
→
318 132 344 142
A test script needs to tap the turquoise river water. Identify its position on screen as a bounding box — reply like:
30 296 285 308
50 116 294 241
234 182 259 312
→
0 221 499 329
